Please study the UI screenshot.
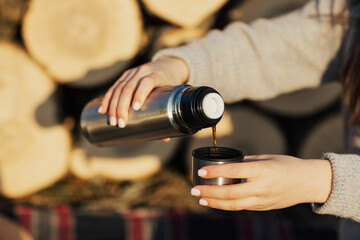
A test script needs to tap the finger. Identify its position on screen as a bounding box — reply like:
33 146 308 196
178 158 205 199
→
131 72 158 110
199 162 261 179
99 70 132 114
108 69 140 126
199 197 257 211
243 154 272 160
244 155 260 159
98 85 117 115
115 78 141 127
191 182 257 200
108 81 127 126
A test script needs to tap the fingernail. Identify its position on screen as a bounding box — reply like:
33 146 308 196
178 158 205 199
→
98 106 103 113
198 169 207 177
118 118 125 128
110 116 117 126
191 188 201 196
199 199 208 206
133 102 140 111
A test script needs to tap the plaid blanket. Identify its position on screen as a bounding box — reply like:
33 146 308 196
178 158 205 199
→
0 204 338 240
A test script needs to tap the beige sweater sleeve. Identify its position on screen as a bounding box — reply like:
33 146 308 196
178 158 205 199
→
312 153 360 222
153 0 344 103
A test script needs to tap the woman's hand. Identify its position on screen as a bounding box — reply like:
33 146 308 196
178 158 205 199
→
191 155 332 211
98 57 189 128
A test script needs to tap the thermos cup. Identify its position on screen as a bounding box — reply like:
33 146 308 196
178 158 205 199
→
192 147 245 185
81 85 225 146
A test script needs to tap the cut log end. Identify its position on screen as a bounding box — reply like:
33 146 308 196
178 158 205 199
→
22 0 143 85
0 42 72 198
1 124 71 198
142 0 228 27
69 148 162 181
69 134 181 182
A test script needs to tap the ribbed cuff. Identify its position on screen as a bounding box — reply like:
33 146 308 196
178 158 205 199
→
312 153 360 222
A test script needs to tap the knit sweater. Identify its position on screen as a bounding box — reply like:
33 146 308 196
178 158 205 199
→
153 0 360 222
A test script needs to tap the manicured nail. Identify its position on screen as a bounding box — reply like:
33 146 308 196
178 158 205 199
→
191 188 201 196
133 102 141 111
198 169 207 177
199 199 208 206
110 116 117 126
98 106 103 113
118 118 125 128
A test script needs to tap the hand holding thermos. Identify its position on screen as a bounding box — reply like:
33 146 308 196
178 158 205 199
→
80 56 332 213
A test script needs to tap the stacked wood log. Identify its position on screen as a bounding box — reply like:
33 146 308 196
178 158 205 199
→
22 0 143 87
69 134 181 181
0 1 344 238
0 0 342 216
0 42 71 198
0 0 229 200
254 82 341 117
151 26 210 56
299 114 343 159
142 0 227 27
0 0 29 40
20 0 227 88
230 0 309 23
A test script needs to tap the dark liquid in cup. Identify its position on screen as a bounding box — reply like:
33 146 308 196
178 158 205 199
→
212 125 216 156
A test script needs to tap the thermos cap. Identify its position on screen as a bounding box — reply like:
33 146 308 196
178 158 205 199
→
202 92 224 119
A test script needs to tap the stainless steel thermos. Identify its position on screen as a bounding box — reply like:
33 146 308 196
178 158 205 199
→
81 85 225 146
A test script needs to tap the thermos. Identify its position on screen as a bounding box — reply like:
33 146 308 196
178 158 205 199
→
81 85 224 146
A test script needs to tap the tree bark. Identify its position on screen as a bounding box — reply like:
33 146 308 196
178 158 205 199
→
0 0 29 40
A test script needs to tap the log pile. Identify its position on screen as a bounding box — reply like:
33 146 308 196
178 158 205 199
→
0 0 29 40
22 0 143 87
0 0 341 212
69 134 181 181
0 42 71 198
142 0 227 27
0 0 229 200
20 0 227 87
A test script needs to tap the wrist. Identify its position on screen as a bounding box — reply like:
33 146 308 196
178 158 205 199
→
302 159 332 203
157 56 189 85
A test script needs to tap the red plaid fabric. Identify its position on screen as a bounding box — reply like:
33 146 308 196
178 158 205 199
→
0 204 337 240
